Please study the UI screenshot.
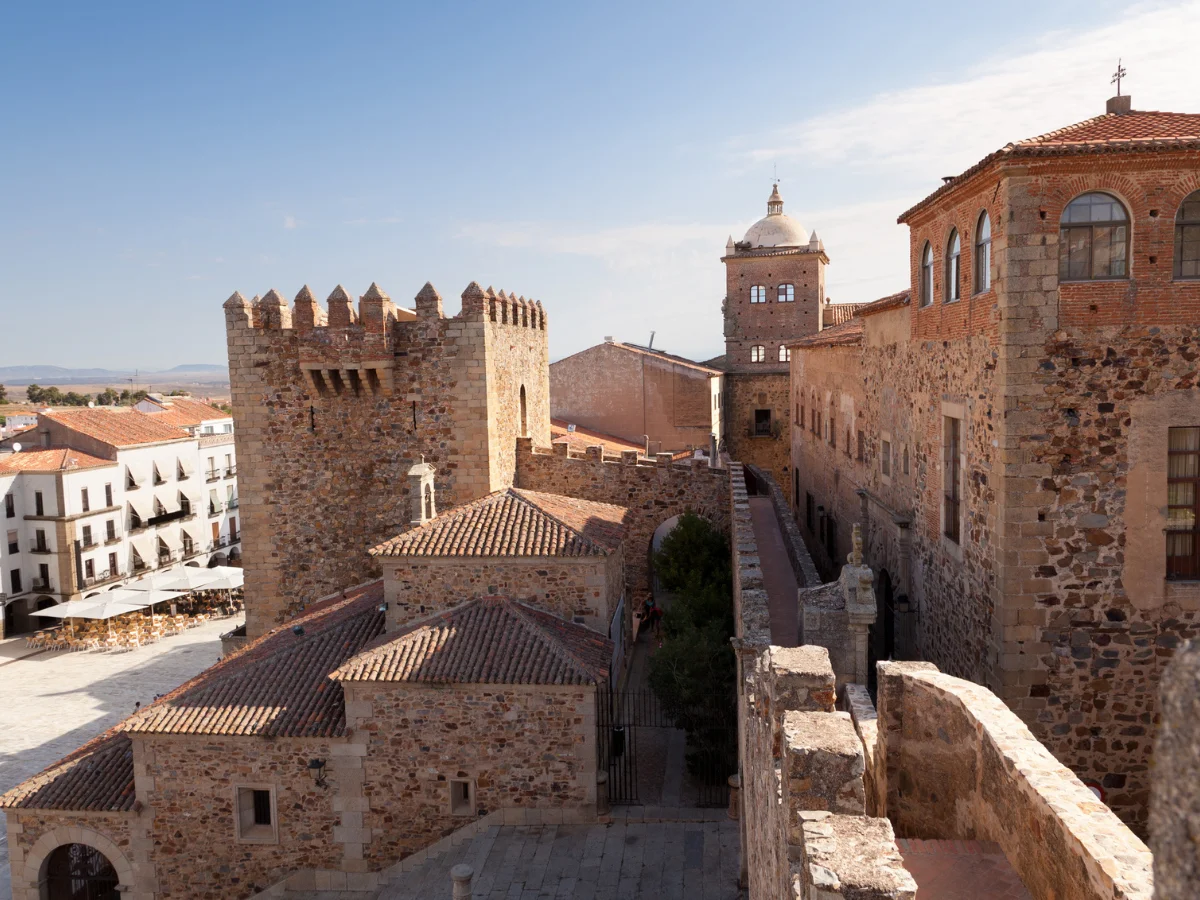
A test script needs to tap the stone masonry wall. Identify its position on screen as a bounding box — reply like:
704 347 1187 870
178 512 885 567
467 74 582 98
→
983 155 1200 830
382 552 621 634
873 661 1152 900
140 733 342 899
7 811 138 900
727 371 792 499
514 439 728 617
224 282 549 638
348 682 595 868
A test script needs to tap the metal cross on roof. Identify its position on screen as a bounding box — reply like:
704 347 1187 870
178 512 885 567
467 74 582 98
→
1111 58 1127 96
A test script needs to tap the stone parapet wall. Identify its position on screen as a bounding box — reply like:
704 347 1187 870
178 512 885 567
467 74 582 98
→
793 812 915 900
515 438 728 616
1150 639 1200 899
843 684 883 817
872 661 1152 900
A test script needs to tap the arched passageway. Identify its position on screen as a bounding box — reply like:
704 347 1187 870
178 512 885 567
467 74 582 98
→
42 843 120 900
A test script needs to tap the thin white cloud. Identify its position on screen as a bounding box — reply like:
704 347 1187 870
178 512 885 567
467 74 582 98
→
738 0 1200 179
283 215 298 230
457 221 725 271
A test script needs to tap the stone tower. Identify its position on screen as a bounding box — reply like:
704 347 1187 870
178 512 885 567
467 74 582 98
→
721 185 828 493
224 282 551 638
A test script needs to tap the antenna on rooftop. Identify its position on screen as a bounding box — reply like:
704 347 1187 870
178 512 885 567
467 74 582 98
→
648 330 656 350
1111 58 1127 96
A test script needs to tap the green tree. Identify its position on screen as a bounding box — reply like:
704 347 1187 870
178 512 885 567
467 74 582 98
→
648 512 737 780
0 383 7 404
26 383 43 404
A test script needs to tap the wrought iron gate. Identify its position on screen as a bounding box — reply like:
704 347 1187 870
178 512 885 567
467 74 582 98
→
596 687 736 808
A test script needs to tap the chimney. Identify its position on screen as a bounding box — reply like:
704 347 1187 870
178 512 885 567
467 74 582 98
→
407 459 437 525
1106 94 1132 115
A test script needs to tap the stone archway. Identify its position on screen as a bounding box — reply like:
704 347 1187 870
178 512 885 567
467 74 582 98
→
19 826 135 900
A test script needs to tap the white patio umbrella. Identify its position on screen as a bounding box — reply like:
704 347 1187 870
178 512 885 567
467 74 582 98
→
203 567 244 590
36 593 151 620
133 568 220 593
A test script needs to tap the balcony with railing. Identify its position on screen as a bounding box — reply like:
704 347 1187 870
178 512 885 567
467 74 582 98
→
31 578 53 592
205 469 221 483
209 502 224 517
227 497 239 510
29 541 52 555
84 568 125 589
225 465 237 477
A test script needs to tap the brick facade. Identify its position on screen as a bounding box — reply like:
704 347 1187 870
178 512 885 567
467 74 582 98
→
224 282 550 638
789 129 1200 830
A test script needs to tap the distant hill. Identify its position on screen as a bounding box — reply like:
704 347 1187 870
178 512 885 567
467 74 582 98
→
0 364 226 384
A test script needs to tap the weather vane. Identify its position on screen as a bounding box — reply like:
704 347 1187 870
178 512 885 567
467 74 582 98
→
773 162 781 186
1111 58 1127 96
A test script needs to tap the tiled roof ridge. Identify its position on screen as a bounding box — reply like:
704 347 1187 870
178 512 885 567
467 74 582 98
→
854 289 912 317
122 581 382 735
370 488 623 558
508 488 618 556
0 732 133 811
610 342 723 375
506 599 607 682
898 108 1200 222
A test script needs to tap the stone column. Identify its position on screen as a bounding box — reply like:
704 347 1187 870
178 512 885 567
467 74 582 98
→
451 864 473 899
841 524 877 686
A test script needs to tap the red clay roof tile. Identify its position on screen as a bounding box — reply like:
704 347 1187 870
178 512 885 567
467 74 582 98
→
334 598 612 685
369 489 627 559
41 408 191 448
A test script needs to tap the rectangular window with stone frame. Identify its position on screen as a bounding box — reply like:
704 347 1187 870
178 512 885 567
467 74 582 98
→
1167 426 1200 579
235 785 278 843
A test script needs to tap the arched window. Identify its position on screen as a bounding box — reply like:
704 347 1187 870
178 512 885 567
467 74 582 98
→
945 229 961 302
919 242 933 307
1059 192 1129 280
519 385 527 437
750 285 767 303
1175 190 1200 279
777 283 795 302
750 345 766 363
778 345 791 362
424 484 433 521
44 843 119 900
974 212 992 293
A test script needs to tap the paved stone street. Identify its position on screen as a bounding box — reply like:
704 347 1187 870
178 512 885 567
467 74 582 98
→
376 818 741 899
0 617 238 899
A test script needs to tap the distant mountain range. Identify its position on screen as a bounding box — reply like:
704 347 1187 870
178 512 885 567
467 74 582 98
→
0 364 227 384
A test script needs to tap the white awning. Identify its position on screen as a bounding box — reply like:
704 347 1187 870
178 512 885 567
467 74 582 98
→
159 529 182 551
128 533 156 563
127 495 151 520
153 490 179 515
177 456 194 477
125 461 148 487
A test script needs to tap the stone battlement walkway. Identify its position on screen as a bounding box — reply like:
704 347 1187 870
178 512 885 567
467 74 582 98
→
747 496 799 646
897 839 1032 899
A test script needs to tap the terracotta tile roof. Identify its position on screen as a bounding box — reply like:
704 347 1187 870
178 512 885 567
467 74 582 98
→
854 289 912 318
369 488 627 559
124 581 385 737
789 318 864 349
821 303 868 327
699 353 727 371
1 582 386 811
0 446 115 473
900 108 1200 222
41 408 190 448
0 734 135 812
334 597 612 685
141 397 229 429
550 419 644 455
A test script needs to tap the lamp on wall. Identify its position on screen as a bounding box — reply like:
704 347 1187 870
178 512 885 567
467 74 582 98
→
307 758 328 788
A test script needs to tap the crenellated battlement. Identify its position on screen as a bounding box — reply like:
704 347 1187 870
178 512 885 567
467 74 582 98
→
224 280 549 400
517 436 724 478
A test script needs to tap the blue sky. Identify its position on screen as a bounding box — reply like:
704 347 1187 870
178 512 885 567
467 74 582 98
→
3 0 1198 369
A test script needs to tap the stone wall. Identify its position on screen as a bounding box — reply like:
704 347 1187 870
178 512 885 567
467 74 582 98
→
346 682 595 867
726 371 792 499
1150 639 1200 899
7 811 140 900
549 342 719 451
514 439 728 615
383 552 622 634
140 734 342 898
872 661 1152 900
224 282 550 638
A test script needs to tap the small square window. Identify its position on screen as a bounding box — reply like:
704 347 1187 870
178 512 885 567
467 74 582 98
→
236 786 278 843
450 779 475 817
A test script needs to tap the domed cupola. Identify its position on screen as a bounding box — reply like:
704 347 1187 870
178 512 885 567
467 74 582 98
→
743 183 809 248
